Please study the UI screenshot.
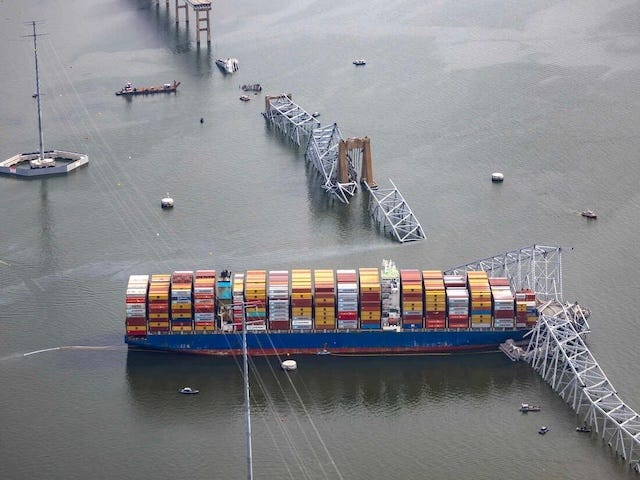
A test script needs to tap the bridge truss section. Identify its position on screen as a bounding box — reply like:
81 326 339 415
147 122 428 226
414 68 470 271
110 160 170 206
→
445 244 563 302
304 124 358 203
526 307 640 473
262 95 319 147
364 180 425 243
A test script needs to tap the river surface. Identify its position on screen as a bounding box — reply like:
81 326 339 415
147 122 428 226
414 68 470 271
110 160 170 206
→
2 1 640 478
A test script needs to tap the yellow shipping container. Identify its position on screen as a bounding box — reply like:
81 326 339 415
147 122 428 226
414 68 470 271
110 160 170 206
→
471 314 492 323
126 325 147 332
171 303 192 310
171 325 193 332
194 325 216 332
315 319 336 327
148 313 170 319
148 292 169 301
148 321 170 327
151 274 171 282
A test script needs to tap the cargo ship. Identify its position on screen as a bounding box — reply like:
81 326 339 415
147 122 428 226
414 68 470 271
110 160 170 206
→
125 260 538 356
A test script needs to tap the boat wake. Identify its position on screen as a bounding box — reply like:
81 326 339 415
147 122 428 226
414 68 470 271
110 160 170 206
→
22 345 124 357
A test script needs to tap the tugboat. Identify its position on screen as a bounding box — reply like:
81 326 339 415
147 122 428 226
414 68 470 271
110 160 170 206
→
519 403 541 412
576 423 592 433
353 59 366 66
538 426 550 435
581 210 597 219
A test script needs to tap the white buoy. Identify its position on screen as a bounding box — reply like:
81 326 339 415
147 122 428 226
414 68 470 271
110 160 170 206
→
491 172 504 183
281 359 297 371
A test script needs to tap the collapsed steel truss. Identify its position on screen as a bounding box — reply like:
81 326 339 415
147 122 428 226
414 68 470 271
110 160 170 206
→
448 245 639 472
263 94 425 242
364 180 425 242
446 244 563 302
305 123 358 203
262 95 319 147
526 308 640 472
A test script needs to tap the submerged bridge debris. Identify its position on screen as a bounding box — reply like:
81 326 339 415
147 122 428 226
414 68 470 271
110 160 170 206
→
263 94 425 243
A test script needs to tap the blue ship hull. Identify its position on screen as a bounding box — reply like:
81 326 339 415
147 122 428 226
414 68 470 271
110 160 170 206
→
125 329 529 356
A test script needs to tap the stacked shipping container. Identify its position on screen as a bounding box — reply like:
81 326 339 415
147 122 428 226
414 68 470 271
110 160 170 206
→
337 269 358 329
291 269 313 330
171 271 193 332
380 260 400 327
232 272 245 330
128 267 540 337
244 270 267 331
359 268 381 329
423 271 446 329
125 275 148 336
268 270 290 330
489 277 515 328
314 270 336 328
468 271 492 329
444 274 469 328
515 289 537 328
400 269 423 328
147 274 171 333
194 270 216 332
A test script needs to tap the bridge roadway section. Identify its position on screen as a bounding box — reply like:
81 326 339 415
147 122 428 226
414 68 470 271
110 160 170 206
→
448 245 640 473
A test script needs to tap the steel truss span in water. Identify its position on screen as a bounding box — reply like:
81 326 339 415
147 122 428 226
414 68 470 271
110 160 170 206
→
364 180 425 243
451 245 640 473
526 308 640 473
263 93 425 242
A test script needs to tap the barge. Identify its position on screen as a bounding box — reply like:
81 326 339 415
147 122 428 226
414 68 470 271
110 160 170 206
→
125 261 538 356
115 81 180 96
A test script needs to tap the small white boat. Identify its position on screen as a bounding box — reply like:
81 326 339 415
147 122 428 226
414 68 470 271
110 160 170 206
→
161 194 174 209
491 172 504 182
239 95 251 102
312 112 320 118
179 387 199 394
281 359 297 371
215 58 239 74
576 424 591 433
353 59 366 66
581 210 597 219
538 426 550 435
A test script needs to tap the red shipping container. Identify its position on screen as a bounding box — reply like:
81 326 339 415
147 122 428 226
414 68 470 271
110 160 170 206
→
360 292 381 302
291 299 313 307
125 297 146 304
425 319 446 329
126 318 147 326
337 311 357 320
269 320 290 330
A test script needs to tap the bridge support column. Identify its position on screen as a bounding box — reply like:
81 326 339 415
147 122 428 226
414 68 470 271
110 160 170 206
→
360 136 376 187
